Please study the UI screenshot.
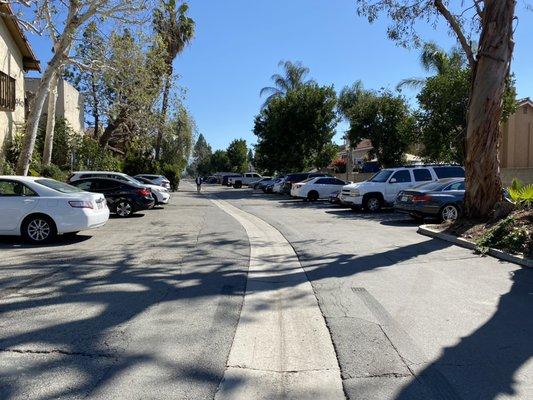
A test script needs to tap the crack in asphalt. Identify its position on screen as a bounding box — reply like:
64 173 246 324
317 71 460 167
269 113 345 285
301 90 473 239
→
0 348 116 359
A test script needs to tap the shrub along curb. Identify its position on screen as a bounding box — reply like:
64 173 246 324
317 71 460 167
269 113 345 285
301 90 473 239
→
418 225 532 269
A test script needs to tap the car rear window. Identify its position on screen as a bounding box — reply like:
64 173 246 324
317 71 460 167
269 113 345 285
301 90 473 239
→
35 179 83 193
413 169 432 182
433 166 465 179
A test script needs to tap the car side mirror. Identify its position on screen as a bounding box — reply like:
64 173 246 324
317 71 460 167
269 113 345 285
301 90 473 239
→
389 178 397 183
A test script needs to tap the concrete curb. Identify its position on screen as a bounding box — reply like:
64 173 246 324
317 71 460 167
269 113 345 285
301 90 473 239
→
418 225 532 269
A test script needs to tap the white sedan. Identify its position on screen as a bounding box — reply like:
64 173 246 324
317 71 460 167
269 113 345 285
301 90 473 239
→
0 176 109 243
291 177 347 201
132 176 171 204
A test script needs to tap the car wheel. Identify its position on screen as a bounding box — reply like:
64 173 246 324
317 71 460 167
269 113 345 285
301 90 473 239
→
364 195 382 212
115 200 134 218
307 191 319 202
234 181 242 189
22 215 57 244
440 204 460 223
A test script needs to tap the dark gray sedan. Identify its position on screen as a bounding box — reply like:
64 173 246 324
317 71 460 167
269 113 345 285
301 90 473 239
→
394 178 465 222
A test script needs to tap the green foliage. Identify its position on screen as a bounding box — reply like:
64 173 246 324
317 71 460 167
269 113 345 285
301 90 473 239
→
64 22 108 134
410 43 517 165
72 136 122 171
210 150 231 172
190 134 212 176
339 85 414 167
160 163 181 190
476 216 530 256
508 179 533 208
254 84 338 174
415 66 470 164
35 118 76 168
41 164 68 181
260 61 315 107
226 139 248 173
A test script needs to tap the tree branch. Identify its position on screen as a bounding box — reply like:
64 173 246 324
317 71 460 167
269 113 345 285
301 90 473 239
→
434 0 476 68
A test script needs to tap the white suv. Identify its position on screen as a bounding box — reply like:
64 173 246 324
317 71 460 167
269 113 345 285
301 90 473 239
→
340 165 464 212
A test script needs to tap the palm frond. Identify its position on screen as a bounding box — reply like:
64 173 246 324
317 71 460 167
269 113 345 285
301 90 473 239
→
396 77 426 90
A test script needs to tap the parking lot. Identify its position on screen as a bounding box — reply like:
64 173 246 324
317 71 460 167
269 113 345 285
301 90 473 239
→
1 182 531 399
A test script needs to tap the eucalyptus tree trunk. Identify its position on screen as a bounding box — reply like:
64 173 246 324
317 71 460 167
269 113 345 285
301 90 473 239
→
16 54 64 175
42 72 60 166
464 0 515 218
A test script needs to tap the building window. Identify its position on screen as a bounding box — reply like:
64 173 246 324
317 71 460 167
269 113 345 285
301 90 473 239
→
0 71 16 111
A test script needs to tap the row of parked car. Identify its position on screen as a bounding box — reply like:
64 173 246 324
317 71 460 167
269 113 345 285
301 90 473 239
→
0 172 172 243
213 165 467 223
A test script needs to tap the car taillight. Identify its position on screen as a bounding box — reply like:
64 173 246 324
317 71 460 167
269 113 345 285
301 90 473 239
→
412 194 432 202
69 200 94 209
137 188 151 197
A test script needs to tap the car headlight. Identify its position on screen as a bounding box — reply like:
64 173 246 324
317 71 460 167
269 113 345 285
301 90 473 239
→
350 189 360 196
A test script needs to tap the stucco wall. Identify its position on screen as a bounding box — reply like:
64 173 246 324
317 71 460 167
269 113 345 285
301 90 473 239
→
0 17 25 163
25 78 84 134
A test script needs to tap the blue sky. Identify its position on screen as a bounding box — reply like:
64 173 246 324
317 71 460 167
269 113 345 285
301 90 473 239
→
26 0 533 151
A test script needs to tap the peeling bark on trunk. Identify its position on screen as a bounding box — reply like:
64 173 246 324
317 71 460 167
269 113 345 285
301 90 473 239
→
42 72 60 166
464 0 515 218
16 54 63 175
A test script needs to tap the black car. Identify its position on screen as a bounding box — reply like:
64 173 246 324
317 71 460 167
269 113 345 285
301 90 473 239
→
70 178 155 217
394 178 465 222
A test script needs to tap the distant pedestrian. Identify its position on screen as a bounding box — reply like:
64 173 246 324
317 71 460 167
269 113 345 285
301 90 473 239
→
195 176 203 193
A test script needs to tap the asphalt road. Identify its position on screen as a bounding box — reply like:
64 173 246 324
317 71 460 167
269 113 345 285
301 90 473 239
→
0 183 531 400
0 188 250 400
209 184 532 400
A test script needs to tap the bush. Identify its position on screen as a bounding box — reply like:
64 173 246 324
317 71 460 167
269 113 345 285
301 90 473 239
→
508 178 533 208
72 136 122 171
123 150 157 176
160 163 181 191
41 164 68 181
0 160 14 175
476 215 530 256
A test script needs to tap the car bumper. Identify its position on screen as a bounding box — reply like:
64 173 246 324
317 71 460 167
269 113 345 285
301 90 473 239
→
135 197 156 211
55 207 110 234
394 202 440 217
156 192 170 204
339 194 363 206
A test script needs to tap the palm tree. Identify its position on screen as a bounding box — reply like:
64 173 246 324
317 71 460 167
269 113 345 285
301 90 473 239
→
396 42 464 90
260 61 314 107
153 0 195 160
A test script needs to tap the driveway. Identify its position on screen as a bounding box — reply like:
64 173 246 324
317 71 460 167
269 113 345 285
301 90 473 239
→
210 185 532 400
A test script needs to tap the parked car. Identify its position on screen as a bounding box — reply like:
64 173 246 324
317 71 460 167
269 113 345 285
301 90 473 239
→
272 177 287 194
394 178 465 222
282 172 330 195
204 176 218 184
221 174 242 186
132 176 171 205
0 176 109 243
340 165 465 212
135 174 171 190
253 177 273 190
291 177 347 201
69 171 140 185
228 172 263 188
69 178 155 217
264 177 284 193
